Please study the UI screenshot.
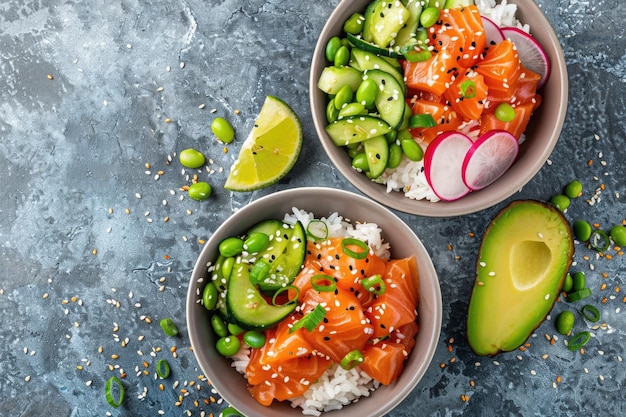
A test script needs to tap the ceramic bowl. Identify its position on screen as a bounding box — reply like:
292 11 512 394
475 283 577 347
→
186 187 442 416
309 0 568 216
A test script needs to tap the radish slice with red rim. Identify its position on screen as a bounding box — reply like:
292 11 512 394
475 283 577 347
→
462 130 519 191
501 27 551 89
481 16 505 47
424 132 473 201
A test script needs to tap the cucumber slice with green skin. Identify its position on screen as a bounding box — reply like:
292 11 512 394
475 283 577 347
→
326 115 393 146
365 0 411 48
363 136 390 179
362 0 381 43
226 263 297 331
395 0 424 49
317 66 363 95
350 48 404 92
257 221 306 291
363 69 406 128
346 33 401 59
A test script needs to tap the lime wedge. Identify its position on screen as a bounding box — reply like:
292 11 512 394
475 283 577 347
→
224 96 302 192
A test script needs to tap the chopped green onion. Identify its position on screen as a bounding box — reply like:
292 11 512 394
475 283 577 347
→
306 220 329 241
160 317 179 337
566 287 592 302
568 331 591 351
340 349 364 370
271 285 299 306
361 275 386 295
220 406 244 416
289 304 327 333
589 229 610 252
311 274 337 292
250 258 271 284
400 45 432 62
460 80 477 99
105 376 125 408
581 304 600 322
341 238 369 259
409 113 437 129
156 359 171 379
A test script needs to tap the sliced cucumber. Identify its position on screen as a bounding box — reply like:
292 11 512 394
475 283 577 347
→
350 48 404 91
363 136 390 179
346 33 401 59
364 69 406 128
317 66 363 95
362 0 381 43
365 0 411 48
395 0 424 49
326 115 393 146
257 221 306 291
227 263 297 331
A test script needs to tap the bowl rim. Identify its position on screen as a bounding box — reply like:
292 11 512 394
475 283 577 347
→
186 186 443 416
309 0 569 217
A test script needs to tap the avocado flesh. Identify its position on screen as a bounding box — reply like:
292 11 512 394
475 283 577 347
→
467 200 574 356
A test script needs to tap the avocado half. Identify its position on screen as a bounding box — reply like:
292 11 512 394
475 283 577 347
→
467 200 574 356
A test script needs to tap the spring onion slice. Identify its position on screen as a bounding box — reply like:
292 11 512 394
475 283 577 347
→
400 45 432 62
306 220 328 242
341 238 369 259
105 376 125 408
311 274 337 292
160 318 179 336
409 113 437 129
589 229 610 252
361 274 386 295
566 287 592 302
568 331 591 351
271 285 299 307
581 304 600 322
156 359 171 379
289 304 327 333
340 349 364 370
460 80 477 99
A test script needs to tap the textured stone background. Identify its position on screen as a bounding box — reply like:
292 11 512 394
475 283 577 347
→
1 0 625 416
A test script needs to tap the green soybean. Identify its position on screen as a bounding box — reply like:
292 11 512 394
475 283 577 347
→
243 330 266 348
550 194 570 212
387 143 403 169
325 36 342 62
227 322 245 336
326 99 339 123
179 148 206 169
562 273 573 293
555 310 575 335
385 129 397 144
494 102 516 122
244 232 270 253
356 78 378 107
216 336 241 357
188 181 212 201
401 138 424 162
211 315 228 337
351 152 369 172
420 7 440 28
564 180 583 198
610 225 626 247
334 84 353 110
338 102 366 118
211 117 235 144
221 256 235 279
573 220 592 242
343 13 364 35
572 271 586 292
218 237 245 257
160 318 179 337
202 282 218 310
334 45 350 67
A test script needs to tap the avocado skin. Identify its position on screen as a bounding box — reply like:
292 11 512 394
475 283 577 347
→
466 200 574 356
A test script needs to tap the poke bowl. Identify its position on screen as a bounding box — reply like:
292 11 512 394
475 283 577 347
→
310 0 568 217
186 187 442 416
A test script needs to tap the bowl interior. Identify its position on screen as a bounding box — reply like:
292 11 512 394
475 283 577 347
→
186 187 442 416
309 0 568 217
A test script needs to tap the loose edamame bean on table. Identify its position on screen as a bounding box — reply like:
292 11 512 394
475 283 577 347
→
564 180 583 198
179 148 206 169
573 220 592 242
188 181 212 201
571 271 586 292
555 310 575 335
211 117 235 144
610 225 626 247
550 194 570 212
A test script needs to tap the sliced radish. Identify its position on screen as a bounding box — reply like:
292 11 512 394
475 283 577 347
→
462 130 519 191
481 16 505 47
424 132 473 201
501 27 551 89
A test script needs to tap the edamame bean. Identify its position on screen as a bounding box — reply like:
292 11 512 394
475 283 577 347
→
564 180 583 198
338 102 366 118
160 318 179 336
610 225 626 247
555 310 575 335
387 143 403 169
243 330 266 348
325 36 342 62
385 129 397 144
495 103 516 122
396 128 412 142
351 152 369 172
221 256 235 279
562 273 573 293
334 45 350 67
202 282 218 310
188 181 212 201
218 236 245 257
572 271 585 292
347 144 363 159
334 84 353 110
343 13 364 35
420 7 440 28
227 323 245 336
355 78 378 108
573 220 592 242
211 117 235 144
401 138 424 162
216 336 241 357
244 232 270 253
179 148 206 169
550 194 570 212
211 315 228 337
326 99 339 123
